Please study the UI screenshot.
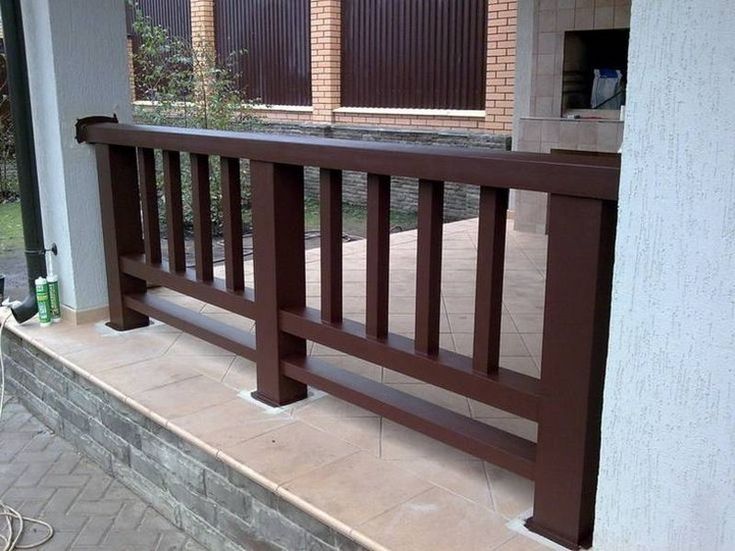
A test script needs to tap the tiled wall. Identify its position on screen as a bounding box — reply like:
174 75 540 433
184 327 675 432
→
516 117 623 154
532 0 631 118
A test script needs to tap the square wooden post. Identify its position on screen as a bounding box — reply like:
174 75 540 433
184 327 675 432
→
94 144 149 330
527 194 617 549
250 161 308 406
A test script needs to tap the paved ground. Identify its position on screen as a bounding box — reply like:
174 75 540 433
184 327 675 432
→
0 395 206 550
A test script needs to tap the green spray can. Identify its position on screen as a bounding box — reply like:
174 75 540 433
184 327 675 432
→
35 277 52 327
47 273 61 322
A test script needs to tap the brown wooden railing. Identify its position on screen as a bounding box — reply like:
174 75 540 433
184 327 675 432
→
77 118 619 550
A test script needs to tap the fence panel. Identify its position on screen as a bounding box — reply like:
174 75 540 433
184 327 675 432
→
215 0 311 106
341 0 488 109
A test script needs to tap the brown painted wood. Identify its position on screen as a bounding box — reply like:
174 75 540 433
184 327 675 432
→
415 179 444 355
162 150 186 272
221 157 244 291
280 306 540 421
136 148 161 265
95 144 149 330
283 355 536 479
120 255 256 319
526 195 617 550
79 122 621 201
320 168 343 323
366 173 391 339
190 153 213 282
250 161 308 406
473 187 508 374
125 293 256 361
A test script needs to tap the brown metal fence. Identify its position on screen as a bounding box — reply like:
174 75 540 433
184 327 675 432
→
341 0 488 109
214 0 311 106
128 0 192 100
77 117 619 550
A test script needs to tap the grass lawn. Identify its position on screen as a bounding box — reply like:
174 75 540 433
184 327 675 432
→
303 198 417 237
0 201 23 254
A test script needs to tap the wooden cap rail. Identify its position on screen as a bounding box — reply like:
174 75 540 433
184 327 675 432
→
80 117 619 550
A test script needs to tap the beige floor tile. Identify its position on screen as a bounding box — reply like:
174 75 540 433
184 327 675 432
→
381 420 475 462
447 313 517 334
500 357 540 377
300 416 381 457
293 395 377 419
494 535 546 550
520 333 543 360
171 398 292 450
95 356 201 396
169 354 234 383
133 375 237 419
222 356 258 390
386 456 494 509
453 333 530 357
486 463 535 520
358 486 515 551
510 313 544 334
166 333 236 356
283 452 432 527
64 332 179 374
221 422 359 485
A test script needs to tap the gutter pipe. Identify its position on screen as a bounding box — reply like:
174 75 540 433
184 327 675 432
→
0 0 46 323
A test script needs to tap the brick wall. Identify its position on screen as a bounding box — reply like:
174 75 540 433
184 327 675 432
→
129 0 517 135
485 0 517 132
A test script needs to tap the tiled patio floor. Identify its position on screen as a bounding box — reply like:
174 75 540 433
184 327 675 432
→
7 219 555 551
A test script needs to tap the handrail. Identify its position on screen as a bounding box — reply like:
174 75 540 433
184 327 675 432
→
81 117 619 549
77 121 620 200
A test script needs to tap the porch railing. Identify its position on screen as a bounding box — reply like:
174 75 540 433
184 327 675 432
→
77 118 619 550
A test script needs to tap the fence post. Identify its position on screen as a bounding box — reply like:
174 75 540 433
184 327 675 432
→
527 194 617 549
94 143 149 331
250 161 308 406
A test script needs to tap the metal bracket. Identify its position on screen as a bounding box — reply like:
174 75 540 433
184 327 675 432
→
75 114 118 143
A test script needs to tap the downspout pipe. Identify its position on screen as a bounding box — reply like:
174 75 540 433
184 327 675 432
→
0 0 46 323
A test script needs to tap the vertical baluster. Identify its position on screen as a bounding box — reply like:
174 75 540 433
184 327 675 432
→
414 179 444 355
221 157 244 291
320 168 343 323
163 150 186 272
366 173 391 339
137 148 161 265
95 144 149 330
527 195 616 549
472 187 508 373
190 153 213 282
250 161 308 406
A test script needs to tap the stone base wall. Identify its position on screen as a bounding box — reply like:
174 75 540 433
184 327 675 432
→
2 330 363 551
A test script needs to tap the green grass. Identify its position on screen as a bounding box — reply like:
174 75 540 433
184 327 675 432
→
0 201 23 253
303 198 417 238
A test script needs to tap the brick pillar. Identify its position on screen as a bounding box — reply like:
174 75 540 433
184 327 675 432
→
191 0 216 55
190 0 216 100
485 0 517 133
311 0 341 123
127 37 136 102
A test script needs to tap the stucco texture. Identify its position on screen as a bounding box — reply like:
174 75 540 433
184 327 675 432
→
595 1 735 550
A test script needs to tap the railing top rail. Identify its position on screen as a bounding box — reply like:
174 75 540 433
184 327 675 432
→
78 121 620 201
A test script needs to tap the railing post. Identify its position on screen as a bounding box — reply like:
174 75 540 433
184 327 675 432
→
250 161 308 406
94 144 149 330
527 194 617 549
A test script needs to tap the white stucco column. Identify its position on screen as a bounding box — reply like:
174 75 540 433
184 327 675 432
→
595 1 735 549
22 0 131 318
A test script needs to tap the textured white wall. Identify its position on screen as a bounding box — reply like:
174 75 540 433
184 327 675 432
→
595 1 735 549
23 0 131 312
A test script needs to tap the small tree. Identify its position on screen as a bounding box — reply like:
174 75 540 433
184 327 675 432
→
130 7 260 233
131 8 259 131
